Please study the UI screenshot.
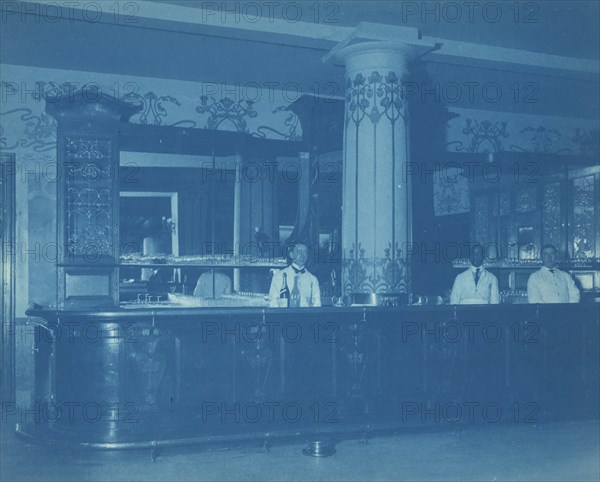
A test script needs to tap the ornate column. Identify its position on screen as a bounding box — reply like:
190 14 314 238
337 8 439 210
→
338 41 415 298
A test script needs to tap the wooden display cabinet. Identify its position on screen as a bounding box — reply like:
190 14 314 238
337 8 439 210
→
46 89 140 309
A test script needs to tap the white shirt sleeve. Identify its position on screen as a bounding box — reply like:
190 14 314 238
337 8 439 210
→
268 270 283 307
450 274 461 305
310 275 321 307
490 274 500 304
527 272 543 303
565 272 580 303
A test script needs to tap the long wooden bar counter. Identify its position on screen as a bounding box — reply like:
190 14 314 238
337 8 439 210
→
16 303 599 451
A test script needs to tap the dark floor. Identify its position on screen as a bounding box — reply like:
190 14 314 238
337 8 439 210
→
1 416 598 482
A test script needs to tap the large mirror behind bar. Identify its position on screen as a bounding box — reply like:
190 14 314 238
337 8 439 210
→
119 165 235 256
117 152 292 307
120 191 179 257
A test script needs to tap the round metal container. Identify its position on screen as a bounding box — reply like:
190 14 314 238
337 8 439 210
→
348 292 408 306
302 440 336 457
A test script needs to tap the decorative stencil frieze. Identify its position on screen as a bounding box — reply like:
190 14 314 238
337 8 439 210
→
446 113 598 157
195 96 257 132
1 78 305 152
254 105 301 141
510 126 571 154
0 108 57 152
446 119 509 153
122 91 196 127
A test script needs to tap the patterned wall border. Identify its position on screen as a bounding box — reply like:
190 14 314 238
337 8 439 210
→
446 117 599 156
2 81 597 157
0 81 302 152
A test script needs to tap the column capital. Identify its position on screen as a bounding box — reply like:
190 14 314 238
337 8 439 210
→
334 41 426 77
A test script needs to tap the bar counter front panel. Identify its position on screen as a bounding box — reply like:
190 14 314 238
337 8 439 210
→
19 304 599 449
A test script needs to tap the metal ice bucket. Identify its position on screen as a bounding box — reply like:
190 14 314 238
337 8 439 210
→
347 292 408 306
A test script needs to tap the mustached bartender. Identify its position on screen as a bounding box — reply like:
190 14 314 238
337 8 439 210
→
269 243 321 308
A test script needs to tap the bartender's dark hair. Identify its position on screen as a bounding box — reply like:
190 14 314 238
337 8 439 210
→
541 244 557 253
285 240 309 261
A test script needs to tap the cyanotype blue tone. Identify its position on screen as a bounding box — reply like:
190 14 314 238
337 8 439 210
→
1 1 599 481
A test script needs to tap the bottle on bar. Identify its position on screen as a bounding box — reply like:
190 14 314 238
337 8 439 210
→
290 275 301 308
279 272 290 307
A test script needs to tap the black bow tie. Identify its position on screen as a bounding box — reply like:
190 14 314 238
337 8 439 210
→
291 266 306 274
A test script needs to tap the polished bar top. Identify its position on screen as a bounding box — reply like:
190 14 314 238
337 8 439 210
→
26 302 599 321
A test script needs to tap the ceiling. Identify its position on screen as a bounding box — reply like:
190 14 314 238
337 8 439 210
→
1 0 599 119
155 0 600 60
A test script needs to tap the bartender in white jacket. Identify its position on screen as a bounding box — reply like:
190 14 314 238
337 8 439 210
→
269 243 321 307
450 244 500 305
527 244 580 303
